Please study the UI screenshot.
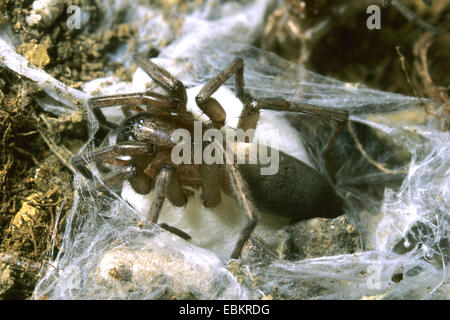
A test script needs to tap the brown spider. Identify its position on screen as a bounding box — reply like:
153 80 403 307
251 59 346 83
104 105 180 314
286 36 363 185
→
71 54 348 259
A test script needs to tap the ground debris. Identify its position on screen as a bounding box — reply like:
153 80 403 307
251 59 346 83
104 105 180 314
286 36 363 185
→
0 68 74 298
0 253 41 299
284 215 362 260
2 0 136 86
18 41 51 68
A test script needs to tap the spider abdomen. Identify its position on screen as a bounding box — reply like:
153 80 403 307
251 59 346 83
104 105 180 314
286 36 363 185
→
238 149 344 221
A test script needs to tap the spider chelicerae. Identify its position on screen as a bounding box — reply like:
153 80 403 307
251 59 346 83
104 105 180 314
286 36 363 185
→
72 54 348 259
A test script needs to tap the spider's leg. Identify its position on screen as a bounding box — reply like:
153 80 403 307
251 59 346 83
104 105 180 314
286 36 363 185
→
89 92 183 146
158 223 191 241
89 92 183 114
71 141 155 180
322 120 346 160
101 165 136 187
237 101 260 132
227 160 259 260
121 105 145 117
133 54 187 106
196 58 246 126
82 166 137 197
88 97 119 147
246 98 348 121
243 98 348 157
214 141 258 259
146 166 171 223
166 168 187 207
143 166 191 240
200 161 221 208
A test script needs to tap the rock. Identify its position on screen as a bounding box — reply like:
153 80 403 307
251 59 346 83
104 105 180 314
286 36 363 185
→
239 216 362 263
95 232 246 299
285 215 362 260
240 234 278 264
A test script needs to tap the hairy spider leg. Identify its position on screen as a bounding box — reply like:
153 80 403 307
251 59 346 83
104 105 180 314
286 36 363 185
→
229 159 258 260
189 57 261 259
88 92 184 146
143 166 190 241
133 54 188 106
71 141 155 180
195 58 247 210
200 160 221 208
213 141 258 260
147 166 171 223
101 165 136 186
121 105 145 117
239 98 348 157
196 57 246 126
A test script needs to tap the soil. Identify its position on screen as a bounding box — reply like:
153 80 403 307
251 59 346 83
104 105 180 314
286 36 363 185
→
0 0 448 299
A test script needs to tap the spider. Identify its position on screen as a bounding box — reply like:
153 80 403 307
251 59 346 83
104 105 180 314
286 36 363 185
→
71 54 349 260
